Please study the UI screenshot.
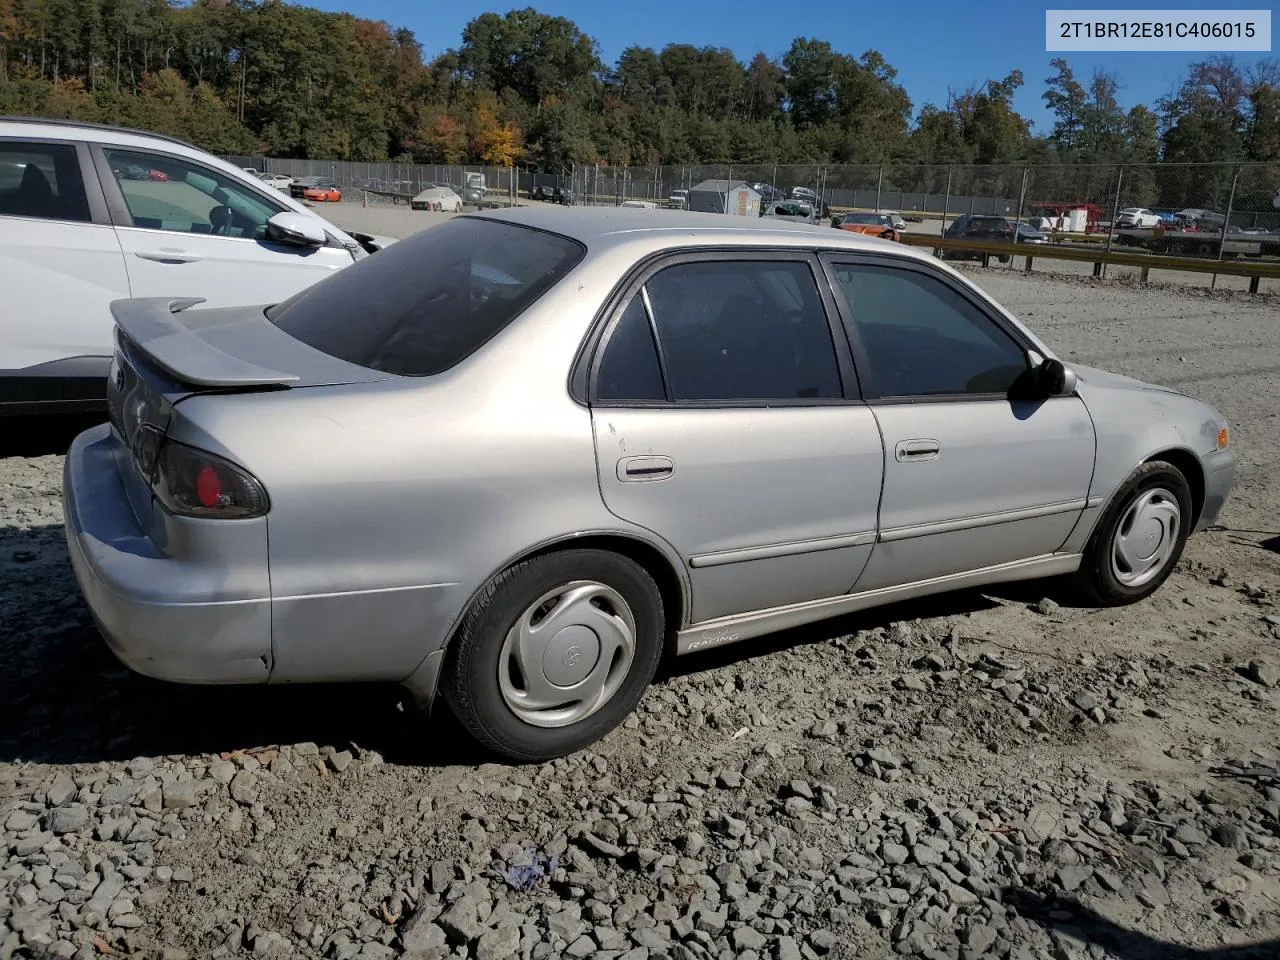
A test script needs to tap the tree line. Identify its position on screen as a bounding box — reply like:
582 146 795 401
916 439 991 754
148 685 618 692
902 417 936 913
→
1 1 1277 175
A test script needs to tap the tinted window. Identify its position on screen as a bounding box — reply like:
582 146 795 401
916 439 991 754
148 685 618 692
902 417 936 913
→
832 264 1028 398
0 141 90 222
269 218 584 376
644 260 842 402
105 148 283 239
597 296 666 402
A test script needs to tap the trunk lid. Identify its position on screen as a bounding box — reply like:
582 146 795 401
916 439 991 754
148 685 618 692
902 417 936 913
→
105 297 394 483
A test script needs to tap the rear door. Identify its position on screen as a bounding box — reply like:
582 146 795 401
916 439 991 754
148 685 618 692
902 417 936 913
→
588 252 885 626
0 136 130 401
91 144 353 307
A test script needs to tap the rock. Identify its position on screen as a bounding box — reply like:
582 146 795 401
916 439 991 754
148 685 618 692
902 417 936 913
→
1071 691 1098 712
1056 866 1092 892
1212 823 1249 850
1036 598 1061 615
46 774 77 806
546 909 587 944
1023 803 1064 842
733 927 768 951
48 805 88 835
881 842 909 866
966 923 997 954
1245 661 1277 688
229 770 258 805
563 935 595 958
867 748 900 769
809 930 838 954
579 833 624 858
399 909 447 955
775 936 803 960
438 897 484 944
329 750 354 772
912 844 943 867
475 926 520 960
162 783 196 810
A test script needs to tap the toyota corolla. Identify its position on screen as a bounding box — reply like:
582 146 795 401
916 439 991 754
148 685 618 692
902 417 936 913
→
63 207 1236 761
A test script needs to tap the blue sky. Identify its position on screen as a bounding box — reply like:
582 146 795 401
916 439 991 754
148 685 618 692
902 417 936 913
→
304 0 1276 132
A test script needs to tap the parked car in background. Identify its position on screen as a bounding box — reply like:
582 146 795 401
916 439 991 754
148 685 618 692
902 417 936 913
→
303 181 342 203
762 200 817 223
62 207 1235 762
289 176 324 199
260 173 294 191
941 214 1017 262
876 210 908 231
750 182 786 204
669 188 690 209
619 199 657 208
788 186 830 219
410 183 463 212
0 116 394 416
838 212 902 241
1116 207 1162 229
1014 222 1047 244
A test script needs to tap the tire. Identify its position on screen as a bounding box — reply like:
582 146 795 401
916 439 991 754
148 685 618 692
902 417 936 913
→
1074 460 1193 606
441 549 665 762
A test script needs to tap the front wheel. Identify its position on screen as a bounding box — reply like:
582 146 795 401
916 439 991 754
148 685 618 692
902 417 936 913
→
1074 461 1193 606
442 550 665 761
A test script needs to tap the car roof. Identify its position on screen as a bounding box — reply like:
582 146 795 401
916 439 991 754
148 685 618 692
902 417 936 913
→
0 115 198 150
466 206 937 261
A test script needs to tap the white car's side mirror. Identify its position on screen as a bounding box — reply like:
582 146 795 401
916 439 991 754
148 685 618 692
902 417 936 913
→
266 212 326 248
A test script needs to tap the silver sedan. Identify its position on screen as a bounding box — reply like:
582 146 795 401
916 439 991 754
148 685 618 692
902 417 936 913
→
63 207 1237 761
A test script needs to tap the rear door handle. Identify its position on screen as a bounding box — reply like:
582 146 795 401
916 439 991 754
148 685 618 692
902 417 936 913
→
895 439 940 462
135 249 201 264
618 456 674 482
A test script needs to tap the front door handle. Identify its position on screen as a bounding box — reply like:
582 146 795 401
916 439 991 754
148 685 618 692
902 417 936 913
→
895 439 940 462
618 456 674 482
135 249 201 264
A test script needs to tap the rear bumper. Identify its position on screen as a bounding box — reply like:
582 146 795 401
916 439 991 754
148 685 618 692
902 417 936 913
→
63 424 272 683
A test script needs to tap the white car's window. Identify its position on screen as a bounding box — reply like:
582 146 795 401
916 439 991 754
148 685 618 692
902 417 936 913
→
104 148 284 240
640 260 842 402
832 263 1029 398
0 141 91 223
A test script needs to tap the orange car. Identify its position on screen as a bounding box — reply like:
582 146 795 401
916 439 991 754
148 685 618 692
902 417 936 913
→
836 212 902 241
302 182 342 202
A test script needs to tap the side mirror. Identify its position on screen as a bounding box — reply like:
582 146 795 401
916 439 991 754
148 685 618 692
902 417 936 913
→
266 212 326 248
1036 357 1078 396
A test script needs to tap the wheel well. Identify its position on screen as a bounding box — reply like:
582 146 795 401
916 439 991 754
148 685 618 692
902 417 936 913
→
1146 448 1205 527
518 535 685 642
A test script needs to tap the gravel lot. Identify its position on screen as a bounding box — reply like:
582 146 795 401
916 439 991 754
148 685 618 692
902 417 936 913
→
3 235 1279 960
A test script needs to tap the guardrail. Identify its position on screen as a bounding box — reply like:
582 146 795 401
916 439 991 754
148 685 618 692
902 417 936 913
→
900 234 1280 293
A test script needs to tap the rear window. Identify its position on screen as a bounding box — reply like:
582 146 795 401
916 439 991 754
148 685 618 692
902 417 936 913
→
267 217 585 376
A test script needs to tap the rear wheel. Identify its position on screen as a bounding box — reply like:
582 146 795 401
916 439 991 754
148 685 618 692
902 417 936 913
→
1074 461 1192 606
442 550 665 761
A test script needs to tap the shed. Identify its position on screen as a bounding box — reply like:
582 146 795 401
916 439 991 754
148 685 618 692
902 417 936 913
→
688 179 761 217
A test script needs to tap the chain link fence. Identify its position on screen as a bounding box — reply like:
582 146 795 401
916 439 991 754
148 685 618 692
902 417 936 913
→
225 155 1280 261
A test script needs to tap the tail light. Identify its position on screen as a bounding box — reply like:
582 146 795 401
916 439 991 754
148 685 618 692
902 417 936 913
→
151 440 269 519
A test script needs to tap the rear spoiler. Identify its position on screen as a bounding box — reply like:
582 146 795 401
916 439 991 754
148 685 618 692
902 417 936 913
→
110 297 300 388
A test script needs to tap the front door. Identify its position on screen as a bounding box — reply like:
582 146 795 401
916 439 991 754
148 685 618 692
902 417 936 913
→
588 254 885 625
822 254 1096 591
94 145 352 308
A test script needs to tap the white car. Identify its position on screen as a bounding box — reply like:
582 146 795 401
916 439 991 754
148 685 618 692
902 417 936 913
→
876 209 908 230
1116 207 1162 229
618 199 657 209
410 184 464 212
259 173 294 191
0 117 396 416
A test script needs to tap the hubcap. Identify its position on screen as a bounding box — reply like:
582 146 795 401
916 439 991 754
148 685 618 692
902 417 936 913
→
498 581 636 728
1110 487 1181 588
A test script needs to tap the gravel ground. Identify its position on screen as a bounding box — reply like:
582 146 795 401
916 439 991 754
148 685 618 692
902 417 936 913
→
3 265 1279 960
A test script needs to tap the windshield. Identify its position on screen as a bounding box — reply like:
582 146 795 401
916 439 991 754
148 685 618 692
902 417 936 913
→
268 217 585 376
844 214 886 225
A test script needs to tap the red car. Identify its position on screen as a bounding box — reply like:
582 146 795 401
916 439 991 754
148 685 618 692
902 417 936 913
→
147 169 168 181
303 182 342 203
